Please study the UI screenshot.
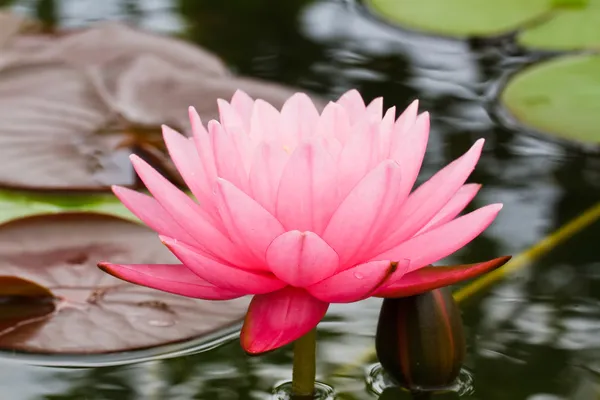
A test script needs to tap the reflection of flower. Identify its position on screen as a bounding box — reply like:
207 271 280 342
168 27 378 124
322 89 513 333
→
99 89 509 354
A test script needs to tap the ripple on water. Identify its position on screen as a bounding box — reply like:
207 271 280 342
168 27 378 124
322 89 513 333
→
271 381 336 400
365 363 475 397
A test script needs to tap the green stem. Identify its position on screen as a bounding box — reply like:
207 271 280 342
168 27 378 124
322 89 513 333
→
291 328 316 399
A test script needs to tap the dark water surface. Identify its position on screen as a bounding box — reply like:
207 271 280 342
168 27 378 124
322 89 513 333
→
2 0 600 399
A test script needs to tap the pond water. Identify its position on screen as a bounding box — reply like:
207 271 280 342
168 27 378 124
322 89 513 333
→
1 0 600 399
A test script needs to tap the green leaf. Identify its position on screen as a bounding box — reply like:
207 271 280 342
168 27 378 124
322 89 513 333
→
365 0 551 38
518 0 600 50
0 189 135 225
551 0 589 9
501 54 600 145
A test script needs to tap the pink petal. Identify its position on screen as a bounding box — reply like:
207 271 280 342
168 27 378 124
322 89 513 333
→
162 236 286 294
323 160 406 268
249 99 281 144
389 100 419 153
240 287 329 354
373 204 503 272
378 106 396 159
98 263 244 300
217 99 254 171
389 110 429 195
189 107 218 185
280 93 320 143
335 117 381 200
416 183 481 235
130 155 248 267
266 231 339 287
306 260 408 303
162 125 220 225
248 142 289 215
276 141 337 233
209 120 250 193
320 135 343 162
366 97 383 121
315 101 352 145
374 256 511 298
230 89 255 130
336 89 366 124
215 178 285 265
376 139 485 253
111 185 196 245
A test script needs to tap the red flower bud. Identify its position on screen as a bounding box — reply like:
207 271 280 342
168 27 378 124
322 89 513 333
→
375 288 465 391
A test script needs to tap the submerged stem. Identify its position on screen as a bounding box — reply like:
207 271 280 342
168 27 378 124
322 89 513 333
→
291 328 317 399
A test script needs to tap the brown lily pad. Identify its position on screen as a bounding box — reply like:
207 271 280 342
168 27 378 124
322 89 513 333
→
0 60 136 191
0 212 249 354
0 276 55 333
0 22 317 192
35 22 229 75
93 54 316 129
0 12 25 48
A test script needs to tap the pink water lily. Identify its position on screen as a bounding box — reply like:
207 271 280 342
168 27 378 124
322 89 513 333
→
99 89 509 354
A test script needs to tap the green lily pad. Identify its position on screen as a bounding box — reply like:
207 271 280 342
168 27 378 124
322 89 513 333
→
517 0 600 50
501 54 600 144
365 0 551 38
0 189 134 225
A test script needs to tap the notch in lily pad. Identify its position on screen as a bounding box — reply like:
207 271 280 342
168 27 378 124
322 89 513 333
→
364 0 552 38
365 0 600 51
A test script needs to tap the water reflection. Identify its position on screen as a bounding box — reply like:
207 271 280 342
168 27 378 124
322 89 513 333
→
366 364 474 398
1 0 600 399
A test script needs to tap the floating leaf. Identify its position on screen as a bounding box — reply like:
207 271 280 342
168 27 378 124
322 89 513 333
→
517 0 600 50
365 0 551 38
0 189 133 225
0 22 318 191
93 54 312 129
0 60 139 191
366 0 600 49
0 276 56 333
501 54 600 144
34 22 228 75
0 12 24 48
0 213 249 354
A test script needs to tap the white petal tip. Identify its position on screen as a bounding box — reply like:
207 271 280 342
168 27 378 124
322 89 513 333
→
233 89 250 98
111 184 125 194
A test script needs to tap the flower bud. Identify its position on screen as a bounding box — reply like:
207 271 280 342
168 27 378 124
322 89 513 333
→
375 288 465 391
